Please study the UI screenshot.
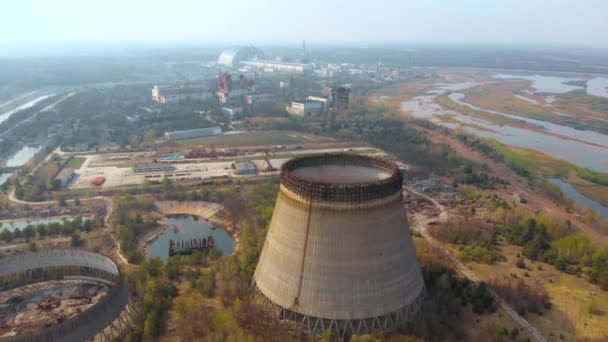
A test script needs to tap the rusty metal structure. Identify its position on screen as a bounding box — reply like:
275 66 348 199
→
0 250 135 342
252 154 425 338
329 84 351 110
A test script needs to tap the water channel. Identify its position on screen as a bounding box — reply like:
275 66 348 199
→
546 178 608 219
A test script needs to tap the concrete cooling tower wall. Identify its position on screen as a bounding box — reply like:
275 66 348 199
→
252 154 425 338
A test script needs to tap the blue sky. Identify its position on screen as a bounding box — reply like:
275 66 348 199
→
1 0 606 46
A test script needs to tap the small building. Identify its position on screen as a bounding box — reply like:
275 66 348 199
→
245 94 276 105
286 101 324 116
233 160 257 175
164 127 222 141
54 168 75 187
133 164 176 173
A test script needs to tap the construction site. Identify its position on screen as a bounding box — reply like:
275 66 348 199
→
0 250 132 342
0 280 109 337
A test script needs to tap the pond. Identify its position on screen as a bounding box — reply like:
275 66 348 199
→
546 178 608 219
5 145 42 167
148 215 235 262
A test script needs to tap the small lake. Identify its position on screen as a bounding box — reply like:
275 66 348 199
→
547 178 608 219
148 215 235 262
0 217 82 232
5 145 42 167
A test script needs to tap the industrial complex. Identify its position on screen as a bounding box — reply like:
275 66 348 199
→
252 154 425 337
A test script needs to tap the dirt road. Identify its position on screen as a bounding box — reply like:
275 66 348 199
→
424 129 607 243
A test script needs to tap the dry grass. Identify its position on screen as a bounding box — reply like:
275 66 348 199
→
465 243 608 340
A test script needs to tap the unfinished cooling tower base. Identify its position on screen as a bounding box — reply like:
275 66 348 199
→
251 282 426 338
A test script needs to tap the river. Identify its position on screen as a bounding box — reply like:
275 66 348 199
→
546 178 608 219
401 80 608 173
0 94 54 124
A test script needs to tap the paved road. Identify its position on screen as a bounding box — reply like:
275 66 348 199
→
405 185 548 342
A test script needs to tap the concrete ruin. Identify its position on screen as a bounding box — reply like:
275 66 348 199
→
0 250 133 342
252 154 425 338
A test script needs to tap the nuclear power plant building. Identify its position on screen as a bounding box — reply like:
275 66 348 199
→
252 154 425 337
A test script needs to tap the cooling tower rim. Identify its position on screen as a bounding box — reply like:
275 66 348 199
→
280 153 402 203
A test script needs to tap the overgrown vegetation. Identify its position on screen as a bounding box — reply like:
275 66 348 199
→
109 196 157 264
0 215 103 243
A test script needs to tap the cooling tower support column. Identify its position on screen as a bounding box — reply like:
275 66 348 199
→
252 154 425 337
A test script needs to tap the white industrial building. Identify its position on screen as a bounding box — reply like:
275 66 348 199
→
217 47 263 68
164 127 222 141
152 85 213 104
242 59 313 73
286 101 324 116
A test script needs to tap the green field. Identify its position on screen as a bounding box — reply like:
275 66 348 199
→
65 157 86 169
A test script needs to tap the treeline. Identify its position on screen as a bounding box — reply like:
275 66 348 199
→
430 220 503 264
403 241 498 340
502 216 608 290
109 196 157 264
0 215 102 243
125 257 178 341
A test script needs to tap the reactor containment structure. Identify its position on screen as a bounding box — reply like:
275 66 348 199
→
252 154 425 337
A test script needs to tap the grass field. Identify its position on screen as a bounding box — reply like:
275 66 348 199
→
65 157 86 169
466 244 608 340
176 131 335 148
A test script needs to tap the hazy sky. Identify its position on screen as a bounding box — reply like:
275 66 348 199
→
2 0 607 46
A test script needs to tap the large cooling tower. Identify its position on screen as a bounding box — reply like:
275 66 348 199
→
252 154 425 337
